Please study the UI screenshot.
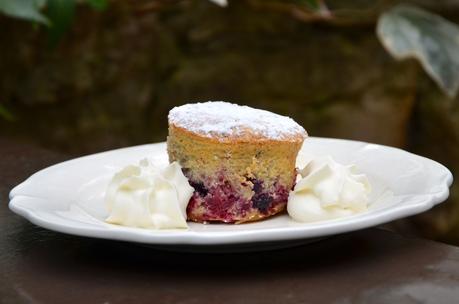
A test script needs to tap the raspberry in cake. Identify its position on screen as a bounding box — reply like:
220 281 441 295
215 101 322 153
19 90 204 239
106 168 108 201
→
167 101 307 223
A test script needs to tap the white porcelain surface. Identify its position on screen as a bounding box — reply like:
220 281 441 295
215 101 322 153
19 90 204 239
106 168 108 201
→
9 138 453 249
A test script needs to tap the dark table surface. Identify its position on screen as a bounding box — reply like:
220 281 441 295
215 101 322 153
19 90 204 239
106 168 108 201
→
2 137 459 304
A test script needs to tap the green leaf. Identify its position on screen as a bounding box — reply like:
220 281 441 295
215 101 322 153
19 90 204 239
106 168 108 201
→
0 0 49 24
377 4 459 98
0 104 14 121
46 0 76 46
85 0 108 11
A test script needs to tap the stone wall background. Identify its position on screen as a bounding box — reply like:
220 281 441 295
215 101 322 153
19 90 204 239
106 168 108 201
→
1 0 459 243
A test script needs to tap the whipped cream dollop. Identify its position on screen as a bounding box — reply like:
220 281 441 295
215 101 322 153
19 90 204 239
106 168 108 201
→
105 159 194 229
288 156 371 222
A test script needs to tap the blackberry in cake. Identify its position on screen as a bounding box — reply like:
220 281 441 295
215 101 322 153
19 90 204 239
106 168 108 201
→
167 101 307 223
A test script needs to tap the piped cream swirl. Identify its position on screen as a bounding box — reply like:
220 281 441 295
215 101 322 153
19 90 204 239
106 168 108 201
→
105 159 194 229
288 156 371 222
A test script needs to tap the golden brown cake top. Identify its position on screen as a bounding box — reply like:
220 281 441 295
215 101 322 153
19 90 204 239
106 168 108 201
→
168 101 307 142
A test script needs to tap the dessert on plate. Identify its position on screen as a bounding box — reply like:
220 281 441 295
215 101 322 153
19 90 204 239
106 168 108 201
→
167 101 307 223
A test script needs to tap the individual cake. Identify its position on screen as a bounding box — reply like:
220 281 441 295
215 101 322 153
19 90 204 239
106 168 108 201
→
167 101 307 223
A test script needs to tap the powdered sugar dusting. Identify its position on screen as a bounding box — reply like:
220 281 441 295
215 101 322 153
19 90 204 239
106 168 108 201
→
169 101 307 140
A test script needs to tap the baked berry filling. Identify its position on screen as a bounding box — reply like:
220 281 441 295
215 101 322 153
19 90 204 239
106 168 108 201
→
190 181 208 197
186 173 292 223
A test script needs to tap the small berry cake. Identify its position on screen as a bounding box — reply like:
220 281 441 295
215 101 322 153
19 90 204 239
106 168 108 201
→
167 102 307 223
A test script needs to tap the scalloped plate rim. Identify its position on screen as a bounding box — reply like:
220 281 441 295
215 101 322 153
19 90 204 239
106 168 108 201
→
8 137 453 247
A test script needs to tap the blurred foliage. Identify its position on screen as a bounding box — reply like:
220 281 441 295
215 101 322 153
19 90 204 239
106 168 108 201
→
0 105 14 122
208 0 227 6
0 0 107 44
47 0 76 46
294 0 328 13
0 0 458 98
86 0 108 10
378 4 459 98
0 0 48 24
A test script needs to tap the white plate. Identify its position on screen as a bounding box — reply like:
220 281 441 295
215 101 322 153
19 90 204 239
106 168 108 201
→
9 138 453 252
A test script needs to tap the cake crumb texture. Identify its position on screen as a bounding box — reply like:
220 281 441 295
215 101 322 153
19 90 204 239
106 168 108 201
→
167 101 307 223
